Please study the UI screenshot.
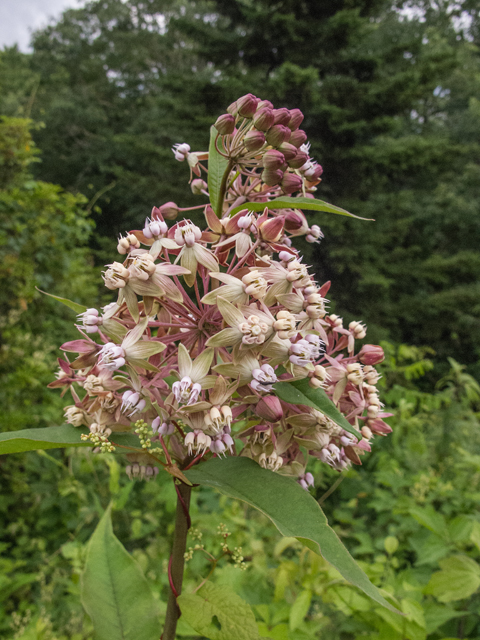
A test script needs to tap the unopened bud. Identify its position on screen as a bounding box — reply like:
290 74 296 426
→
236 93 259 118
227 100 239 115
277 142 297 162
191 179 208 195
288 150 309 169
288 108 304 131
261 168 284 186
259 216 284 242
281 173 303 194
265 125 291 147
284 209 308 233
252 107 275 131
262 149 286 171
215 113 236 135
289 129 308 148
257 99 273 110
159 201 179 220
272 108 291 126
244 130 266 152
358 344 384 365
256 396 283 422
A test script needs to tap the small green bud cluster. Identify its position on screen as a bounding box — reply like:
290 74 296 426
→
134 419 152 450
232 547 247 571
80 432 115 453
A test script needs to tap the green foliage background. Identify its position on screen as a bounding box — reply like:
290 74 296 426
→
0 0 479 637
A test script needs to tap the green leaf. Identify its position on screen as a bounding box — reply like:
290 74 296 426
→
185 457 399 613
0 425 140 455
35 287 87 314
274 379 361 439
384 536 399 555
425 555 480 602
423 603 466 635
229 196 373 220
289 589 312 630
410 507 448 539
177 582 260 640
208 126 230 215
81 505 161 640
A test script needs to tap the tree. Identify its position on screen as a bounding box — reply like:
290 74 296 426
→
0 117 97 429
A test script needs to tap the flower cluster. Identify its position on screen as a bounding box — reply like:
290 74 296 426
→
51 94 391 490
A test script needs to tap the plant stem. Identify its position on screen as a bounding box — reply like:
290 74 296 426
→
162 481 192 640
217 158 234 217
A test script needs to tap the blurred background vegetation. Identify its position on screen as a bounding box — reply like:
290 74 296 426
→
0 0 479 638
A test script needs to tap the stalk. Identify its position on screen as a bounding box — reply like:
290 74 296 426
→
216 158 234 217
162 481 192 640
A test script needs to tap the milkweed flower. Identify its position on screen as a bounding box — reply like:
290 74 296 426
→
49 93 390 488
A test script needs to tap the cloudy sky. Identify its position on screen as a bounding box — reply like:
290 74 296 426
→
1 0 84 51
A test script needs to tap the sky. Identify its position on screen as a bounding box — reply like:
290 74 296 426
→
0 0 83 51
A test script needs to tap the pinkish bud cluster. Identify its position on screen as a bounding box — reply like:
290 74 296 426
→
50 96 390 491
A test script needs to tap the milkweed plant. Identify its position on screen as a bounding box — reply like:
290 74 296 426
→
2 94 398 639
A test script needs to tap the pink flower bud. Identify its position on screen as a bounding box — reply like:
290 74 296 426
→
227 100 239 115
158 201 179 220
289 129 307 148
259 216 285 242
215 113 236 135
262 149 286 171
253 107 275 131
236 93 259 118
244 129 266 152
272 108 291 126
255 396 283 422
288 150 309 169
257 99 273 110
281 173 303 194
261 168 284 186
358 344 385 365
277 142 297 162
368 418 392 435
265 125 291 147
284 209 308 233
191 179 207 195
304 164 323 182
288 108 304 130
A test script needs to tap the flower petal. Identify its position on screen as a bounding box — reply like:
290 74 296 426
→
177 343 193 377
191 348 214 382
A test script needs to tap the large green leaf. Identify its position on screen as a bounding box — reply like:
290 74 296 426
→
178 582 260 640
36 287 87 313
229 196 373 220
81 505 161 640
274 379 361 439
0 425 140 455
425 555 480 602
185 457 399 613
208 126 230 215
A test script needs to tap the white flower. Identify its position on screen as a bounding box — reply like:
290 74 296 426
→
172 143 191 161
174 222 202 247
143 217 168 239
184 430 211 455
128 253 156 281
77 308 101 334
251 364 277 393
99 343 126 370
64 406 85 426
121 390 146 416
242 270 268 300
172 376 202 405
152 417 175 436
103 262 130 290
